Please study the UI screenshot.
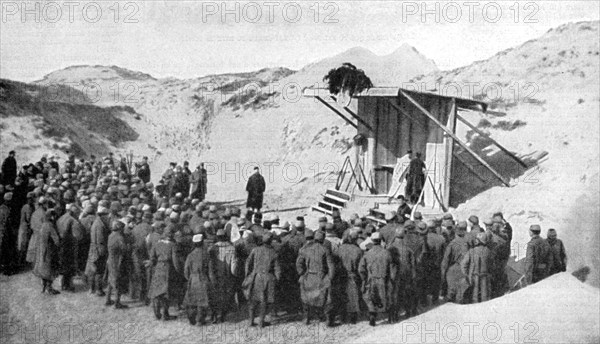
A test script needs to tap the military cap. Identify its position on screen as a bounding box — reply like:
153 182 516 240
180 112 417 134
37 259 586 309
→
417 221 428 233
325 223 335 232
280 221 290 230
530 224 541 233
314 230 325 241
318 216 327 223
97 206 109 215
483 218 494 226
441 219 454 228
192 234 204 243
262 232 273 243
442 213 454 220
404 220 415 229
203 221 212 229
304 229 314 239
476 232 488 244
3 192 13 201
426 220 437 229
457 221 468 230
209 205 217 212
413 211 423 220
468 215 479 224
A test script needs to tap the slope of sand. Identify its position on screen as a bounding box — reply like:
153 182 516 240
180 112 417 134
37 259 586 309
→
352 273 600 344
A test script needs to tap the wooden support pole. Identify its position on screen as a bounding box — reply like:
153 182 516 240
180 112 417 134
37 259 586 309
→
400 91 510 187
456 114 528 168
330 96 373 131
314 96 357 128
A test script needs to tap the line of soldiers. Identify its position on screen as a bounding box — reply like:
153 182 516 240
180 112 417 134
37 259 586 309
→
0 150 568 328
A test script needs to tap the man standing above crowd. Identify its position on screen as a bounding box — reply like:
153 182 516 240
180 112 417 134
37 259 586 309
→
1 151 17 185
137 157 151 184
246 167 266 212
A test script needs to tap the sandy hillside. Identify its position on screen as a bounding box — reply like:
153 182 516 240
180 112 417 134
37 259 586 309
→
352 273 600 344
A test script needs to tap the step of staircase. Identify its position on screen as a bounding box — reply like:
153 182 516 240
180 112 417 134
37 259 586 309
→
321 193 347 206
311 205 333 215
325 188 352 201
318 200 344 211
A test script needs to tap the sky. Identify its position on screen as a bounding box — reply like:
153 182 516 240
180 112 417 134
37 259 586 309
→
1 0 599 82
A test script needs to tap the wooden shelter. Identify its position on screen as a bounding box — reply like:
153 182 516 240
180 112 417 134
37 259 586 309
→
304 86 527 213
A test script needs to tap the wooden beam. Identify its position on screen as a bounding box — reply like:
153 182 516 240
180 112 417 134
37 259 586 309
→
330 96 373 131
456 114 528 168
314 96 357 129
428 176 448 213
400 90 510 186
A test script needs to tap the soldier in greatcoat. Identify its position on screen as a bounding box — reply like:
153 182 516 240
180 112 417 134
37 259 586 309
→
147 228 182 320
387 226 416 320
56 204 84 291
461 232 493 303
208 228 238 323
105 220 130 309
129 212 152 303
335 229 363 324
85 204 111 296
359 232 395 326
546 228 567 275
524 224 553 284
33 210 60 295
243 232 281 327
441 221 470 304
296 229 335 325
183 234 211 325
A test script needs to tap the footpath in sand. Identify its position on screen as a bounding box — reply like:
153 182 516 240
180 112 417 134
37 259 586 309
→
352 273 600 344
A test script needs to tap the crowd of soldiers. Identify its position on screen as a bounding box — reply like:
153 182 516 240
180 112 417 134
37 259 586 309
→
0 150 568 328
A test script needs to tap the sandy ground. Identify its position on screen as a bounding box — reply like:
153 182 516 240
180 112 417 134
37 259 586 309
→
1 271 597 344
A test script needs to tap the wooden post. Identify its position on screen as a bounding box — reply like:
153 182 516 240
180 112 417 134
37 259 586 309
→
400 91 510 187
442 99 456 207
314 96 357 128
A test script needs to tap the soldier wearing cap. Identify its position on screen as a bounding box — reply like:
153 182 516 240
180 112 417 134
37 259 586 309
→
379 210 401 249
317 216 328 232
105 220 129 309
359 231 395 326
489 221 510 298
243 232 281 327
387 226 416 320
525 224 553 284
466 215 483 248
85 204 112 296
56 204 84 291
183 234 211 326
130 212 152 304
461 232 493 303
335 228 363 324
248 212 264 237
546 228 567 276
208 228 238 323
441 221 470 304
17 192 35 268
424 220 446 305
296 228 335 326
33 210 61 295
26 197 48 264
0 192 15 273
396 195 412 220
147 227 182 321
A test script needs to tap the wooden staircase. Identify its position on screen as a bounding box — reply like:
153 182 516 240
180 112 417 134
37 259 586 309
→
311 188 352 215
